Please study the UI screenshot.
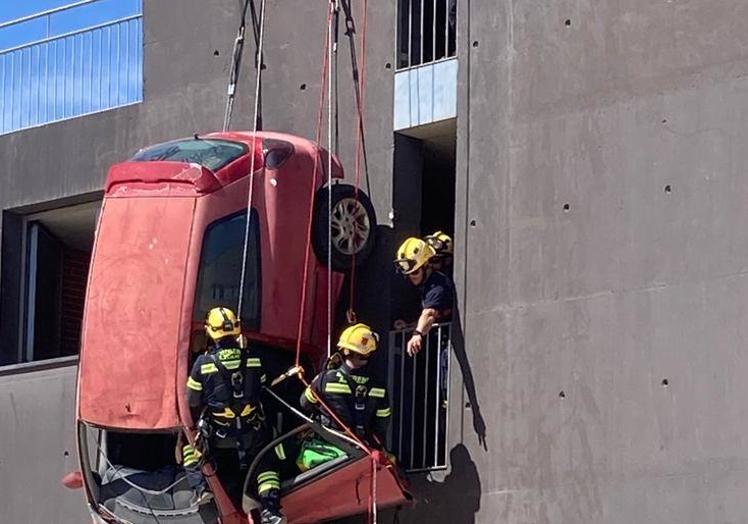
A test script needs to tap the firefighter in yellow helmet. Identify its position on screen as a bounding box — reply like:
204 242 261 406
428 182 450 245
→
424 230 454 275
299 323 391 445
394 237 455 356
186 307 285 524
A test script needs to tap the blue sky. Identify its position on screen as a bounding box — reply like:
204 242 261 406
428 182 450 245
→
0 0 141 51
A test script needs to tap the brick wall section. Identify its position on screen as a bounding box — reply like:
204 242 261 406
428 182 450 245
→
60 248 90 356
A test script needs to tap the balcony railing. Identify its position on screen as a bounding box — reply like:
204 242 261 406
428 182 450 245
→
387 322 451 472
0 0 143 135
397 0 456 70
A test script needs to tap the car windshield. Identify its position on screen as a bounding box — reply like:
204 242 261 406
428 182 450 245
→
131 138 247 171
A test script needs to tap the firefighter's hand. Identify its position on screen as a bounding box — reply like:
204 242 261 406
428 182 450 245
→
406 332 423 356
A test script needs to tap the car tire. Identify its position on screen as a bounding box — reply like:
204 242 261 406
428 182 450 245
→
312 183 377 271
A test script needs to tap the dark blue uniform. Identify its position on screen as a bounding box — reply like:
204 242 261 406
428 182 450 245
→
421 270 454 321
300 363 391 444
186 341 280 508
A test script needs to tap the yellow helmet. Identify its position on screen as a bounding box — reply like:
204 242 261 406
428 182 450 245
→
424 231 453 256
394 237 435 275
337 323 379 356
204 307 242 341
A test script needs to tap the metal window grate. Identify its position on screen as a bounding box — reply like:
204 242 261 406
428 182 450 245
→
396 0 456 70
387 323 451 472
0 0 143 135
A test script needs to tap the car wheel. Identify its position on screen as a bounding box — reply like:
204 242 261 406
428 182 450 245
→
312 184 377 271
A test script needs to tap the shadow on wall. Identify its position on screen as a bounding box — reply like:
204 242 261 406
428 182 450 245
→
452 300 488 449
395 444 481 523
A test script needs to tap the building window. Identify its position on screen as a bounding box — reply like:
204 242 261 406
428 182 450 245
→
397 0 456 70
387 323 451 472
0 198 100 365
0 0 144 135
193 209 262 331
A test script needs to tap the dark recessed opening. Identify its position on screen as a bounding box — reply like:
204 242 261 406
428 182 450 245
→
565 19 572 27
213 49 220 56
661 378 669 387
664 184 672 194
472 40 479 48
385 62 392 69
559 391 566 399
1 198 100 365
299 83 307 91
563 203 571 212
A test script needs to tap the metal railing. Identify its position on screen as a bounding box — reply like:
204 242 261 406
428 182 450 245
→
0 0 143 135
396 0 456 70
387 322 451 472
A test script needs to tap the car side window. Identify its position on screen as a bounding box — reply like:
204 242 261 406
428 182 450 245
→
193 209 261 330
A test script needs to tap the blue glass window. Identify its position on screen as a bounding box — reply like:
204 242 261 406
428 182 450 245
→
0 0 143 134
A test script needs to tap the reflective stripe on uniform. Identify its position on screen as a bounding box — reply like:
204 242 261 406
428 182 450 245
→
212 407 237 419
325 383 352 394
247 357 261 368
257 471 279 482
200 363 218 374
304 387 318 404
183 456 200 467
274 443 286 460
261 373 267 384
257 471 280 493
376 407 392 418
368 387 386 398
258 481 281 493
221 360 241 370
182 445 202 466
187 377 203 391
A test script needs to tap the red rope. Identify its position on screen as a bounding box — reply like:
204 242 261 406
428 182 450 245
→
291 8 379 522
294 2 333 369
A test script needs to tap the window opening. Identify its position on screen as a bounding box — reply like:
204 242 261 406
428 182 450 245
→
390 124 456 472
397 0 456 69
193 209 261 331
1 198 99 366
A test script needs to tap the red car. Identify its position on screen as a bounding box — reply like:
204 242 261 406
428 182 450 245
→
69 132 410 523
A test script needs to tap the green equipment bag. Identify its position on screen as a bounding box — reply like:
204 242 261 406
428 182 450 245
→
296 437 347 472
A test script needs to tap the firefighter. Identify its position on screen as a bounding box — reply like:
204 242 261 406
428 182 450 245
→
186 307 286 524
424 230 454 276
299 323 391 446
394 237 455 356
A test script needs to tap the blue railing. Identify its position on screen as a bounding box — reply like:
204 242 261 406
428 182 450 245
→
0 0 143 135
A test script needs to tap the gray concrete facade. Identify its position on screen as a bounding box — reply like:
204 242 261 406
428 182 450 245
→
2 0 748 523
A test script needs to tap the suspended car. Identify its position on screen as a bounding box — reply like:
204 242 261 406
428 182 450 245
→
66 132 410 523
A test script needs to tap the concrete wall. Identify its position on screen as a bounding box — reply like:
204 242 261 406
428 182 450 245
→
0 363 84 523
403 1 748 523
3 0 748 523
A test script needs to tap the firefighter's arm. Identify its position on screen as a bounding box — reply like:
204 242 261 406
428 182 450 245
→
299 374 323 412
407 308 438 356
416 307 439 335
186 360 204 425
372 388 392 443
